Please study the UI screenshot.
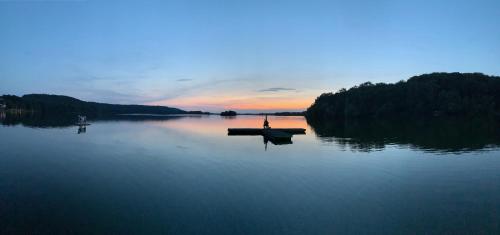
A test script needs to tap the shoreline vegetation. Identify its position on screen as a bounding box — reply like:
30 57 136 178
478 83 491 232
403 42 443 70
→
0 94 206 118
305 73 500 123
220 110 237 116
0 95 306 118
3 73 499 122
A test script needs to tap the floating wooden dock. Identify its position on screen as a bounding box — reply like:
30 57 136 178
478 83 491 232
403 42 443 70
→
228 128 305 144
228 128 305 136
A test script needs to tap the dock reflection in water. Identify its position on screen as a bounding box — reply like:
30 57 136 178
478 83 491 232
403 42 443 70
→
228 127 306 149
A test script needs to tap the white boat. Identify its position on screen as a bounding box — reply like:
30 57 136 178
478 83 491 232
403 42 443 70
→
76 115 91 126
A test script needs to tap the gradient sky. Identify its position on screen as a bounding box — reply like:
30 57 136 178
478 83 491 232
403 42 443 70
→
1 0 499 112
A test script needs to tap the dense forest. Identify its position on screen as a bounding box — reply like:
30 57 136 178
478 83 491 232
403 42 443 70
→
220 110 237 116
306 73 500 121
1 94 188 117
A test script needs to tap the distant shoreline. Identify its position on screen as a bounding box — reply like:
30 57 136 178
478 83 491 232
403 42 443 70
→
237 112 305 116
0 94 306 117
0 94 195 117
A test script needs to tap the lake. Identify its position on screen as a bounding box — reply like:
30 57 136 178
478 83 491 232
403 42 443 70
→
1 115 499 234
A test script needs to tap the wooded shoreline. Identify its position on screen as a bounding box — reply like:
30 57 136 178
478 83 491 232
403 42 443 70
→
306 73 500 121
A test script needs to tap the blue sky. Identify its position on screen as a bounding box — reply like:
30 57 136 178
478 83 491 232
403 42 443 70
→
1 0 499 112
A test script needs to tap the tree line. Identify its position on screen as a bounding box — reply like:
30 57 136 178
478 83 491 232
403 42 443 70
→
1 94 187 118
306 73 500 121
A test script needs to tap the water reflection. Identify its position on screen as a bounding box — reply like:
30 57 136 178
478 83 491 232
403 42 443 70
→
1 112 76 127
308 118 500 153
0 113 189 128
263 136 293 150
2 113 500 153
1 114 499 234
77 125 87 134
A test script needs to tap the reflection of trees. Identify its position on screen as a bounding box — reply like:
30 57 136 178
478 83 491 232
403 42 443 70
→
1 112 75 128
221 115 237 119
1 113 193 128
308 118 500 153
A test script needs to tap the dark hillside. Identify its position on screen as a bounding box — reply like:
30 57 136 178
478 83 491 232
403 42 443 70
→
306 73 500 121
1 94 186 117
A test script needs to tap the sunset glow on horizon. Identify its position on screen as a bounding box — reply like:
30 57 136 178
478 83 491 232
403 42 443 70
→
147 94 316 112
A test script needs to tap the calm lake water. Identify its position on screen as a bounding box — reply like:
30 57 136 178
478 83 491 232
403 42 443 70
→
1 115 500 234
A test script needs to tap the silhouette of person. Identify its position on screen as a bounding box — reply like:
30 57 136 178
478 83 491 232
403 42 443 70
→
263 115 270 129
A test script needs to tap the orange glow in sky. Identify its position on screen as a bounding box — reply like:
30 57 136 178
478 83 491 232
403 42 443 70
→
147 94 315 112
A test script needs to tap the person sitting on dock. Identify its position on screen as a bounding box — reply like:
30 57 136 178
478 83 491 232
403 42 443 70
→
263 115 270 129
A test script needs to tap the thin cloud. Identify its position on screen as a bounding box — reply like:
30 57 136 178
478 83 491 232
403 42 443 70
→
146 77 252 102
257 87 297 92
176 78 193 82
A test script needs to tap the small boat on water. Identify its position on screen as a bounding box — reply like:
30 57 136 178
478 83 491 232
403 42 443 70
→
76 115 91 126
228 128 305 135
